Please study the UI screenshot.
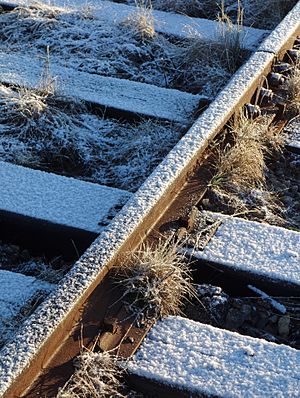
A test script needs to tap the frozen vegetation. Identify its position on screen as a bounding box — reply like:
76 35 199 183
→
0 84 184 192
0 3 243 95
119 0 298 29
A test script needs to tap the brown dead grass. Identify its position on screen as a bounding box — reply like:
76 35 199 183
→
113 238 196 320
207 110 285 224
57 350 125 398
212 112 283 192
284 66 300 116
124 0 156 40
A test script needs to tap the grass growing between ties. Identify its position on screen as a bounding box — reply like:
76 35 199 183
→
121 0 298 29
113 238 196 321
57 350 126 398
0 3 246 95
204 111 286 225
0 83 184 192
57 240 197 397
284 66 300 116
124 0 156 40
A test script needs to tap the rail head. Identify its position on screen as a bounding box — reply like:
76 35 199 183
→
1 2 300 396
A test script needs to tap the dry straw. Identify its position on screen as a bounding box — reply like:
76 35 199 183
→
113 238 196 320
57 350 125 398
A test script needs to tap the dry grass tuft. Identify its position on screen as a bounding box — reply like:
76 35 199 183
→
8 88 48 120
241 0 298 29
216 0 244 73
57 350 125 398
125 0 156 40
284 66 300 115
113 238 196 320
173 1 246 93
212 112 282 192
208 111 285 224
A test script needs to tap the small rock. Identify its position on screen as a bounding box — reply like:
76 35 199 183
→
240 304 252 322
225 308 245 329
202 198 210 208
269 314 278 323
278 315 290 337
291 185 298 194
256 311 270 330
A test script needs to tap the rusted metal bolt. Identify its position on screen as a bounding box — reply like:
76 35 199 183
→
244 103 261 119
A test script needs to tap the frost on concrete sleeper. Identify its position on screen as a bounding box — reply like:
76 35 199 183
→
190 212 300 289
0 51 202 123
128 316 300 397
0 269 53 344
0 161 130 233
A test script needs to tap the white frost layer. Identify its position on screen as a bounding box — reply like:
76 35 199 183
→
0 269 52 320
258 1 300 54
192 212 300 288
248 285 286 314
0 50 201 123
0 161 129 233
0 0 268 51
0 50 277 394
284 116 300 150
128 316 300 397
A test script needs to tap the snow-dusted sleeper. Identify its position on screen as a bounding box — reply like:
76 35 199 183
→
191 212 300 290
0 270 53 346
0 51 202 123
128 316 300 397
0 0 269 51
0 161 130 233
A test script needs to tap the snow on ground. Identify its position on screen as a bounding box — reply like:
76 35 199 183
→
0 83 185 191
114 0 298 30
191 212 300 288
0 3 241 96
0 161 130 233
0 269 53 347
0 26 290 396
6 0 267 50
128 316 300 397
284 116 300 151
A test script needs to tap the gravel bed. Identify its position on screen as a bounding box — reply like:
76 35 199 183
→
0 240 70 283
185 283 300 349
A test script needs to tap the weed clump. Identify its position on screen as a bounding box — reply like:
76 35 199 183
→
125 0 156 40
113 239 196 320
0 3 241 95
206 111 285 224
0 83 182 191
284 67 300 116
57 350 125 398
213 112 281 191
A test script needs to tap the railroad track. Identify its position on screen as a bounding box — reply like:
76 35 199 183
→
0 0 300 396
